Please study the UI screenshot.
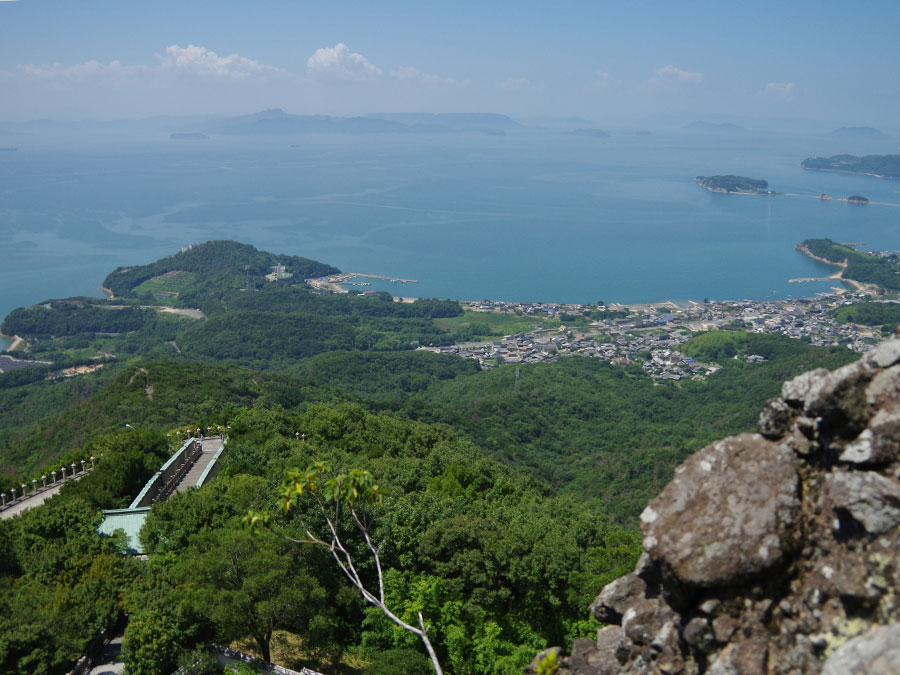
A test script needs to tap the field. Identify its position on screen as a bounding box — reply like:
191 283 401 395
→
132 270 198 304
434 310 551 339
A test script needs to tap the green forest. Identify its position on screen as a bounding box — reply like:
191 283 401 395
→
694 175 770 193
0 241 864 674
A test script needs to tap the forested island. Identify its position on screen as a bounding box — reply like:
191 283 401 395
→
0 241 868 674
695 175 771 194
801 154 900 179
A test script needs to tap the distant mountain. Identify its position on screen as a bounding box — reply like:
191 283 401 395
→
562 128 610 138
827 126 892 140
685 121 749 133
363 112 521 132
196 109 521 135
203 108 409 135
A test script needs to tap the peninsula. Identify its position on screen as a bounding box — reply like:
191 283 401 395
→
695 175 772 194
801 154 900 179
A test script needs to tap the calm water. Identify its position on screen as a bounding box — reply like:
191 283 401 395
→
1 129 899 321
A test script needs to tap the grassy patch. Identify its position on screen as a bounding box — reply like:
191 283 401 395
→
434 310 545 337
132 270 198 304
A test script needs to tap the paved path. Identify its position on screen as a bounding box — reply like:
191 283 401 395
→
0 474 87 520
173 438 223 493
88 635 124 675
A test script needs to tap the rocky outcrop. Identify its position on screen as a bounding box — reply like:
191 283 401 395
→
531 336 900 674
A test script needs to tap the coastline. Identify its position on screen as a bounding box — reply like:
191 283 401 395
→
802 166 896 180
0 334 24 353
793 244 877 294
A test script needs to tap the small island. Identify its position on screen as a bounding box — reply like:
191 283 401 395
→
801 154 900 179
846 195 869 205
695 175 772 194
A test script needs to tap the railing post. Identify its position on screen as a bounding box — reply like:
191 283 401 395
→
61 467 66 481
2 492 6 506
71 463 77 477
90 456 95 470
41 474 47 488
51 470 57 484
32 479 37 494
81 459 86 474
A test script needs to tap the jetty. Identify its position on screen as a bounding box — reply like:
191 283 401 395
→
306 272 419 294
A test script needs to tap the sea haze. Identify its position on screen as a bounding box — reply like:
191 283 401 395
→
1 128 899 321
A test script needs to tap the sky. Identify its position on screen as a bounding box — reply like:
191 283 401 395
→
1 0 899 127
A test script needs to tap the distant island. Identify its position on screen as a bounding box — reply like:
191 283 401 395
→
801 154 900 179
827 126 893 140
685 121 748 133
170 132 209 140
562 128 610 138
847 195 870 205
695 175 772 194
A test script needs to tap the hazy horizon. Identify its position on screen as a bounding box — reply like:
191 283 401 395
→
1 1 899 128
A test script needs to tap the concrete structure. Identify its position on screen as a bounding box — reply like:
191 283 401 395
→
0 456 95 520
97 437 227 554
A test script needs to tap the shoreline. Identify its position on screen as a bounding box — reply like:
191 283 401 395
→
802 166 898 181
0 334 24 352
793 244 877 294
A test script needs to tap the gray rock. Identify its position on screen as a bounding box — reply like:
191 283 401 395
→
865 338 900 369
841 404 900 465
681 616 714 651
595 625 623 652
569 637 619 674
822 623 900 674
826 470 900 535
758 398 796 439
641 434 800 592
711 615 738 644
621 597 671 647
866 364 900 407
805 361 874 436
782 369 829 408
707 640 768 675
590 573 646 624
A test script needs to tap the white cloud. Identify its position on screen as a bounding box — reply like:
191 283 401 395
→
650 65 704 85
12 59 147 82
760 81 797 101
500 77 530 91
307 43 381 82
587 71 619 89
160 44 285 79
3 45 283 84
392 66 468 88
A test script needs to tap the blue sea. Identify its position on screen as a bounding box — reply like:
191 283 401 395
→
1 128 899 322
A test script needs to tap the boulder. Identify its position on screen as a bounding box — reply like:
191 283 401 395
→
822 623 900 674
826 470 900 535
640 434 799 593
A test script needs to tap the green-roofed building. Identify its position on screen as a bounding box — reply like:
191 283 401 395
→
97 507 150 555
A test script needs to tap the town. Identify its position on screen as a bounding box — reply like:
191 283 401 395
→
420 292 885 381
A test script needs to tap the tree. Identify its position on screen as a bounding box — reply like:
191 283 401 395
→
245 462 444 674
171 527 324 662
